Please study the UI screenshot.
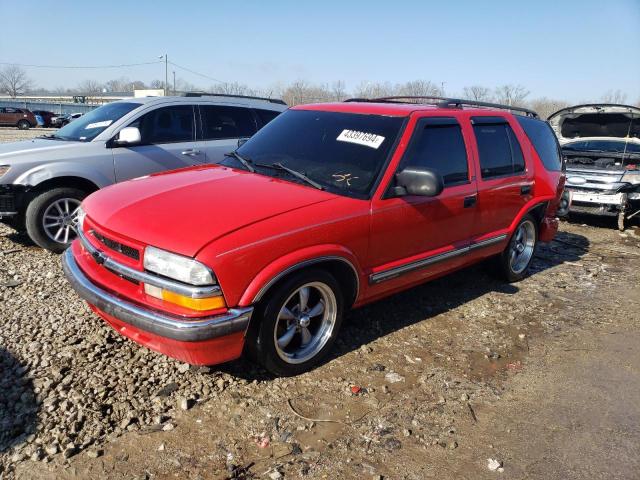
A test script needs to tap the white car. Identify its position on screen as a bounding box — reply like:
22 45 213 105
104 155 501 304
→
548 104 640 229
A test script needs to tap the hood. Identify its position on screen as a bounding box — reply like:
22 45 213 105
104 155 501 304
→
0 138 82 164
548 104 640 143
83 165 339 257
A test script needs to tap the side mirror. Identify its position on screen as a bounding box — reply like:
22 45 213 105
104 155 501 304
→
237 137 249 148
114 127 141 146
394 168 444 197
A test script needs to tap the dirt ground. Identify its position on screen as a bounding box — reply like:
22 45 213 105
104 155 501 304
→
1 127 639 479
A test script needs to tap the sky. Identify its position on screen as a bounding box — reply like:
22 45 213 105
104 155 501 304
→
1 0 639 103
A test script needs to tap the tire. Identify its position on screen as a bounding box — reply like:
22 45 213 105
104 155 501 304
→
17 120 30 130
497 214 538 282
249 269 344 376
25 188 87 253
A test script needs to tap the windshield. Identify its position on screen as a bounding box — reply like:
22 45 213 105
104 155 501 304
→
563 140 640 154
54 102 140 142
223 109 405 198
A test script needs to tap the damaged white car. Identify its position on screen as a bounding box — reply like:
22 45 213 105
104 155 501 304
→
548 104 640 230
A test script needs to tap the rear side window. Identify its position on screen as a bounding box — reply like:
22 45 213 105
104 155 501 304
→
400 119 469 186
516 116 562 171
254 109 281 128
200 105 256 140
473 118 525 179
133 105 195 144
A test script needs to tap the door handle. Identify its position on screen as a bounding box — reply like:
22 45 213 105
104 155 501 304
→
520 184 532 195
463 195 477 208
181 149 201 156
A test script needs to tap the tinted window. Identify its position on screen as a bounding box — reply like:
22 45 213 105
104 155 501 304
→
200 105 256 140
255 109 281 127
224 109 404 198
401 120 468 186
132 106 194 144
473 121 526 178
517 116 562 171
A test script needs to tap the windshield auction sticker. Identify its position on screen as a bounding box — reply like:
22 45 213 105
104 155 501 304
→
85 120 113 129
337 129 385 149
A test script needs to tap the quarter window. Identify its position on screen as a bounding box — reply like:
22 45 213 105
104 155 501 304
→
254 109 281 127
473 120 526 178
516 116 563 171
200 105 256 140
133 106 195 144
400 119 469 186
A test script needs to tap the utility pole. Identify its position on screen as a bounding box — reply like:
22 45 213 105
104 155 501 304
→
173 71 176 95
159 54 168 96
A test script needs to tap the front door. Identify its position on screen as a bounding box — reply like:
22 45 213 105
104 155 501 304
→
368 116 478 288
113 105 205 182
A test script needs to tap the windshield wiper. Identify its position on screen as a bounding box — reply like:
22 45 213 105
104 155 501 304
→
255 162 324 190
224 151 255 172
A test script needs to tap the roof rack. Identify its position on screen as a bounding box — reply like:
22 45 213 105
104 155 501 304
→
344 96 539 118
181 92 287 105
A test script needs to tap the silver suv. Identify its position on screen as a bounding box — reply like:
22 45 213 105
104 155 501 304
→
0 94 287 251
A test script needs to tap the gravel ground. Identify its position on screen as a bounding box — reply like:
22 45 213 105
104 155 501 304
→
1 127 639 479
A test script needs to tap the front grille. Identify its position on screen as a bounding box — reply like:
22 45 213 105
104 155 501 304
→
92 230 140 261
0 195 16 212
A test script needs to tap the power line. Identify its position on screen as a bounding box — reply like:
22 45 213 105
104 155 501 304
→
168 61 225 84
0 61 162 69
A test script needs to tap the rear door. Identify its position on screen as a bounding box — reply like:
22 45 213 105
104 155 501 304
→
113 104 204 182
468 115 534 241
368 115 478 287
197 105 258 164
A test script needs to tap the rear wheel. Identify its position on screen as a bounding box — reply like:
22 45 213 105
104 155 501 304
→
498 214 538 282
17 120 30 130
25 188 87 253
250 269 344 376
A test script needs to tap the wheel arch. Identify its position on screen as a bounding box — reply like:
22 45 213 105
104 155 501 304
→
240 249 361 310
27 176 101 196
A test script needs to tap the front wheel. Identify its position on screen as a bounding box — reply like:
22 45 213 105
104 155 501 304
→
250 269 344 376
498 214 538 282
25 188 87 252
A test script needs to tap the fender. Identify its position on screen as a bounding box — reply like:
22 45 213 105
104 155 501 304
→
508 196 555 236
238 244 362 306
14 162 113 190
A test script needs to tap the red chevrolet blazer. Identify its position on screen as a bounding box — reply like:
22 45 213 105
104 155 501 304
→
62 97 565 376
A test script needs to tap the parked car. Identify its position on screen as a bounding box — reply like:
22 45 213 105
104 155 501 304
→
51 112 83 127
0 94 287 251
62 97 565 376
548 104 640 230
0 107 37 129
31 110 56 127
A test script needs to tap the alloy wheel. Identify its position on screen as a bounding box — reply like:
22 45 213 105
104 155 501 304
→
42 198 82 244
273 281 338 364
509 220 536 274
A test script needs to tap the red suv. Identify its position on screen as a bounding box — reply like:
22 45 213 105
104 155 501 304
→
62 97 565 376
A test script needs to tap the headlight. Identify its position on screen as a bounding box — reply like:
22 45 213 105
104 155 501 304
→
622 170 640 185
143 246 215 286
0 165 10 178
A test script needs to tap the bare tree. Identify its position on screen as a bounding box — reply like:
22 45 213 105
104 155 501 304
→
149 79 166 90
353 81 395 99
602 89 628 104
209 81 255 96
75 79 104 94
528 97 570 120
463 85 493 102
0 65 34 97
396 80 443 98
330 80 348 101
494 84 530 106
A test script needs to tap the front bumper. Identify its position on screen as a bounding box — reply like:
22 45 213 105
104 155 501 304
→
62 248 253 364
0 184 28 218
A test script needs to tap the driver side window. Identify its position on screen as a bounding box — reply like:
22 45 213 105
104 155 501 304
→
399 118 469 187
129 105 195 144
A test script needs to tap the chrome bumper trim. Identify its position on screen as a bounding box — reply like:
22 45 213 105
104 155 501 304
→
62 249 252 342
77 227 220 299
369 234 507 284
